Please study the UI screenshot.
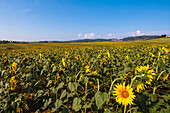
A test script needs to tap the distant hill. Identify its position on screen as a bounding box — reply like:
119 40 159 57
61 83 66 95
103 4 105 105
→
64 38 113 42
0 35 168 43
122 35 158 41
65 35 163 42
65 35 167 42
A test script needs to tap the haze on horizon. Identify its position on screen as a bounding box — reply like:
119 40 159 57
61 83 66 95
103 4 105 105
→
0 0 170 41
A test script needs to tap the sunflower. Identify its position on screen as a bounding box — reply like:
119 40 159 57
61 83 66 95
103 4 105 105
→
4 56 8 63
107 51 110 58
76 55 80 60
136 83 145 93
113 82 136 106
93 71 98 75
147 69 156 76
62 58 66 67
10 76 16 82
57 69 65 78
17 108 23 113
146 75 154 85
163 73 170 81
162 47 169 53
85 65 90 73
12 62 16 72
88 81 97 89
10 76 17 90
39 53 42 61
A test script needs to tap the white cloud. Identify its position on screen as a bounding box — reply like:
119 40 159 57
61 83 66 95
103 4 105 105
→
107 34 117 38
76 30 170 40
136 30 145 35
136 30 141 35
77 33 82 38
84 33 95 38
108 34 112 37
105 30 146 39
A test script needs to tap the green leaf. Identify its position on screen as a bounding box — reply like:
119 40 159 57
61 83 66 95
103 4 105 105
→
68 82 77 92
72 97 82 112
43 65 48 71
161 95 168 102
82 103 92 108
118 67 131 74
95 91 108 109
24 103 29 110
34 81 40 87
57 82 64 90
52 66 57 73
158 99 164 105
42 98 52 110
104 67 109 73
1 70 5 76
134 93 148 113
60 90 66 99
11 101 17 110
34 90 44 98
79 76 88 84
104 109 112 113
35 109 40 113
150 94 157 102
46 80 52 87
55 99 62 109
0 88 3 93
62 107 69 113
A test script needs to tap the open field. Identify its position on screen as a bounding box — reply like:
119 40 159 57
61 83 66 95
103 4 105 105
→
0 38 170 50
0 40 170 113
147 38 170 42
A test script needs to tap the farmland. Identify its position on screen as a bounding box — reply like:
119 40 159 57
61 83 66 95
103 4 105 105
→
0 39 170 113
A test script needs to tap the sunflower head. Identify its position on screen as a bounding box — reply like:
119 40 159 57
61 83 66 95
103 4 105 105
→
93 71 98 75
4 56 8 63
146 75 154 85
12 62 16 72
107 51 110 58
10 76 17 90
113 82 136 106
39 53 42 61
62 58 66 67
77 55 80 60
163 73 169 81
136 83 145 93
57 69 65 78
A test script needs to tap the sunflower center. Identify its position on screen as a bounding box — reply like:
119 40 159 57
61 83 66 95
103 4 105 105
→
121 90 129 98
147 76 150 82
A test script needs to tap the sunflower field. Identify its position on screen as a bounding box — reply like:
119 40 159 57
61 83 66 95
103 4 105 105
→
0 40 170 113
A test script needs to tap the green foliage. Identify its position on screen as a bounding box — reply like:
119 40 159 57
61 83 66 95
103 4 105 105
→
0 42 169 112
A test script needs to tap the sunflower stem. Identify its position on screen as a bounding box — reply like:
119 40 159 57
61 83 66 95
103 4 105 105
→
129 105 131 113
75 71 81 82
153 85 161 94
97 79 99 91
156 52 160 73
130 75 142 87
153 86 156 94
152 70 165 94
85 81 88 113
106 78 123 106
157 70 165 81
124 105 127 113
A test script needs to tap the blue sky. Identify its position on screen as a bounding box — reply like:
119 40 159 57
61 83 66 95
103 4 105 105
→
0 0 170 41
